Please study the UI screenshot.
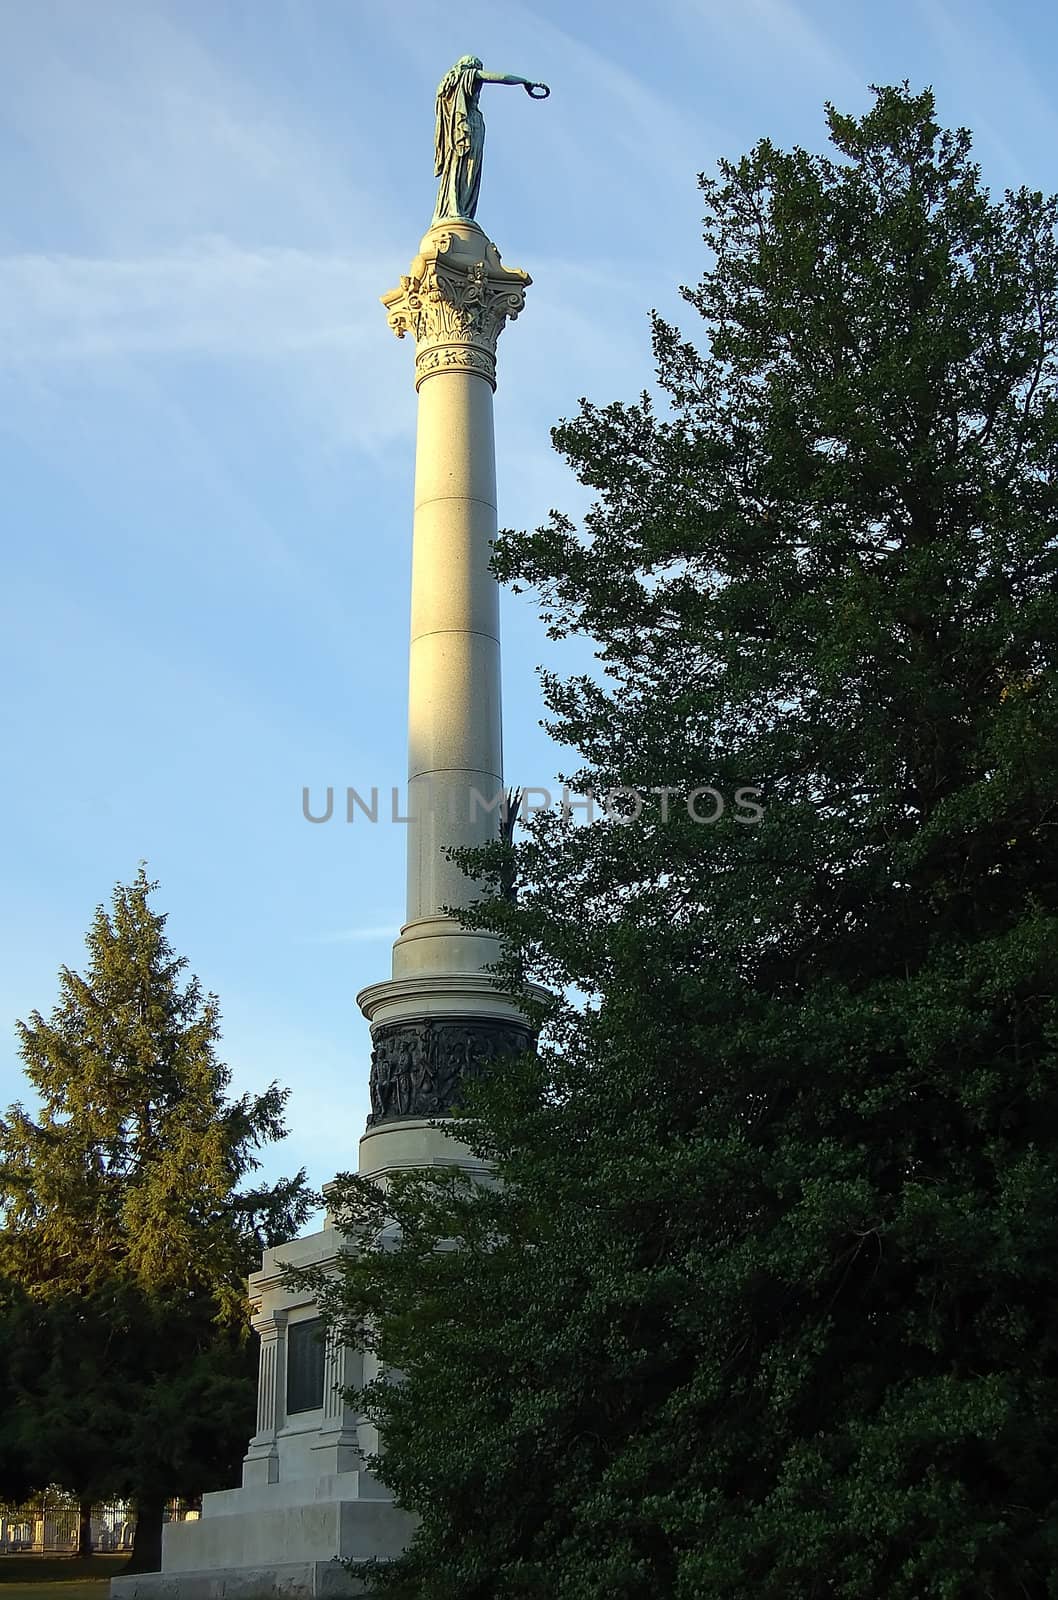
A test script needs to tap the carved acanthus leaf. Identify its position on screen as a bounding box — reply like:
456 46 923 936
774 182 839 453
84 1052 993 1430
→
385 258 527 354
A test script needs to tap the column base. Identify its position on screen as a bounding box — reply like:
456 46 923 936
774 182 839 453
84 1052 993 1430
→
241 1444 279 1487
389 916 504 982
311 1432 362 1476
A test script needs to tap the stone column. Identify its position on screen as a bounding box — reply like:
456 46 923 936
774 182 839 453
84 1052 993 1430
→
382 221 528 960
241 1308 288 1487
357 221 536 1162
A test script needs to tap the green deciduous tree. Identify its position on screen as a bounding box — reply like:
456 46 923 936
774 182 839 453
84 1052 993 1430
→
0 867 314 1569
314 85 1058 1598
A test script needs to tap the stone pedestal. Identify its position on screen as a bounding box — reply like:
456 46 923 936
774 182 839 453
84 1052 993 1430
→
110 219 535 1600
111 1222 415 1600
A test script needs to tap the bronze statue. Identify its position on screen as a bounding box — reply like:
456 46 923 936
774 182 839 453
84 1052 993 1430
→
433 55 549 225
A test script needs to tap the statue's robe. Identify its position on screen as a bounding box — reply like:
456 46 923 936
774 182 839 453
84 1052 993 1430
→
433 67 484 223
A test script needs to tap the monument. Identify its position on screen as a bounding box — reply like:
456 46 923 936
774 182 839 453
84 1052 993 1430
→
111 56 548 1600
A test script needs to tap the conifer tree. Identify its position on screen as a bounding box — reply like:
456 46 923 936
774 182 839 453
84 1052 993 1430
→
0 1277 33 1504
0 867 313 1569
315 85 1058 1599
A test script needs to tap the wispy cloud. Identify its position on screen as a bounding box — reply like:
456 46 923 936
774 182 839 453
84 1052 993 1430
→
668 0 864 118
914 0 1056 184
734 0 863 97
0 243 389 364
0 2 385 252
0 3 414 473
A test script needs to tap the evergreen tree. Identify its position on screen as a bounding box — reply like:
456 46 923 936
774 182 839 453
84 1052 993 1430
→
0 867 314 1569
0 1277 34 1504
314 86 1058 1599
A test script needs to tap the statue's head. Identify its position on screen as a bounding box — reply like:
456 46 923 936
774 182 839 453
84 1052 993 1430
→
456 54 483 70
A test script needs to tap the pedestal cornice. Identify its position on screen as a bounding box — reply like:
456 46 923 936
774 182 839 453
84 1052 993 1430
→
381 221 530 390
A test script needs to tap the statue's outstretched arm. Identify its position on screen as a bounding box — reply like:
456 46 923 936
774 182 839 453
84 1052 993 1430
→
477 70 550 96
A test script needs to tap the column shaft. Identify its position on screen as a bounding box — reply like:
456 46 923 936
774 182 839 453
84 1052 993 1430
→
406 368 502 925
256 1336 278 1436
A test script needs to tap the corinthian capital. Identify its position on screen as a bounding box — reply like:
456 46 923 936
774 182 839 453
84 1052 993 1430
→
381 222 531 391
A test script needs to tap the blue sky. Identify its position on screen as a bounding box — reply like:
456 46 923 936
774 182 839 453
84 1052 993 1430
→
3 0 1057 1200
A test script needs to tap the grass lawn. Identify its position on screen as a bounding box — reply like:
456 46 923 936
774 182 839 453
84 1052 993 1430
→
0 1554 128 1599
